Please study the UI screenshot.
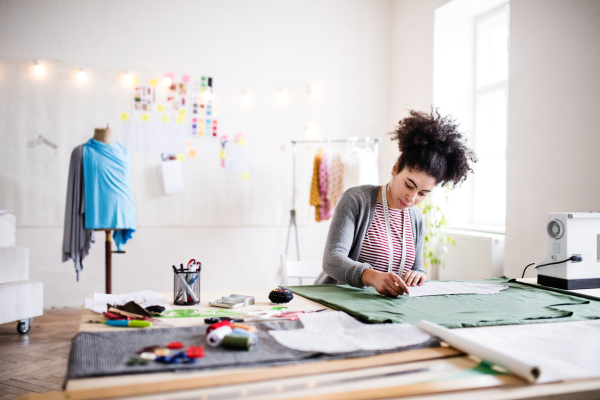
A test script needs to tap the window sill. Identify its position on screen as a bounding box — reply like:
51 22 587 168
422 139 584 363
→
444 224 506 235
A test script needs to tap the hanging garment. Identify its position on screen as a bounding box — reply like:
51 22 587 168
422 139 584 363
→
83 139 136 250
319 150 333 221
341 146 379 191
327 152 344 207
62 145 95 281
309 149 323 222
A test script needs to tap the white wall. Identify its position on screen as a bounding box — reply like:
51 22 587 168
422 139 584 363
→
0 0 393 307
504 0 600 278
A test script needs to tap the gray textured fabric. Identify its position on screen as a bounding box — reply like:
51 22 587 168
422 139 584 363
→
315 185 424 288
65 321 439 382
62 145 95 281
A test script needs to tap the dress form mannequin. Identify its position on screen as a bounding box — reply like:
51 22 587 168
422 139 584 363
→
93 124 113 144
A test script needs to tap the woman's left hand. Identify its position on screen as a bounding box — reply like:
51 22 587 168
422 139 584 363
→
402 271 425 286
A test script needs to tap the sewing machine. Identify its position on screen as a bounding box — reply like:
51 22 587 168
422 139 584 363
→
537 212 600 289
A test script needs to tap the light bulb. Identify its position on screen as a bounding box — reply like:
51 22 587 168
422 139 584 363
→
277 89 288 103
77 68 86 82
311 86 321 97
240 92 251 105
124 72 133 85
202 89 213 101
34 61 44 75
163 76 172 87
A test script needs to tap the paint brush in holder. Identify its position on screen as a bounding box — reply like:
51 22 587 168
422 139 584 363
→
173 260 201 306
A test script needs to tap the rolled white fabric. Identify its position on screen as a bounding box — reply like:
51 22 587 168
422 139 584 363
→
207 326 233 347
417 320 540 383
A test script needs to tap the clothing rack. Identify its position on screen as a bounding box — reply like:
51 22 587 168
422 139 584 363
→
285 138 380 260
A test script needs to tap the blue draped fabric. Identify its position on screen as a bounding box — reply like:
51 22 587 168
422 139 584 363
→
83 139 136 250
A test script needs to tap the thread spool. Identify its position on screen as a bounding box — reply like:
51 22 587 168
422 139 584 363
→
222 335 254 351
231 328 259 345
207 325 233 347
231 323 258 334
206 320 231 333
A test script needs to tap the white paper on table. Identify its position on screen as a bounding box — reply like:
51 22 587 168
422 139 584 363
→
451 320 600 383
161 160 185 194
84 290 171 314
269 311 431 353
224 142 246 175
405 281 508 297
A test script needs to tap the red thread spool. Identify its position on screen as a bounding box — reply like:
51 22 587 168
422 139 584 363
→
206 320 231 333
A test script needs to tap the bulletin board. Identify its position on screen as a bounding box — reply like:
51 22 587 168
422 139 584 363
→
0 60 318 228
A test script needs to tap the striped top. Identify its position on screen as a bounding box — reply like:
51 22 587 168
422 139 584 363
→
358 200 416 276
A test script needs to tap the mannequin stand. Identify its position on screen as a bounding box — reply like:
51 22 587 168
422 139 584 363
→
95 229 125 294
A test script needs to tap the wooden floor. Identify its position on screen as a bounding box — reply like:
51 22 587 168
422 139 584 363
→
0 309 82 399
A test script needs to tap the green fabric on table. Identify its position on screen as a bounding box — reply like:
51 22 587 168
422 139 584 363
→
288 277 600 328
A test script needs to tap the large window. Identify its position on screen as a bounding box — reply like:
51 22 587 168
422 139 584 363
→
434 1 509 232
471 6 509 227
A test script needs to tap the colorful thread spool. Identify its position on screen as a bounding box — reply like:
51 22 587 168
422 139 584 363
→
222 335 254 351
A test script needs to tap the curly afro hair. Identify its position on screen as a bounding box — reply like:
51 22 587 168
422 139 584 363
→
389 108 477 187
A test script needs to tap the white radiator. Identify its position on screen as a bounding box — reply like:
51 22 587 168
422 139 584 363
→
435 229 505 280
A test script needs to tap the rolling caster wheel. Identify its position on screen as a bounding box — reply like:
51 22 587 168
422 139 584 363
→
17 318 32 334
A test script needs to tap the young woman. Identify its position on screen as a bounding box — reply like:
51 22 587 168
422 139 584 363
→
314 109 477 297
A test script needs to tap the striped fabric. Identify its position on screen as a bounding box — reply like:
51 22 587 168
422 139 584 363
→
358 201 415 276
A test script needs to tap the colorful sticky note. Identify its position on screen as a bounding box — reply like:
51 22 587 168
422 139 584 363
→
235 132 244 141
188 149 196 158
141 113 149 121
213 120 218 124
242 172 250 180
188 140 191 148
179 109 187 117
120 113 129 121
161 115 169 122
238 138 247 146
157 104 165 112
165 72 174 79
219 150 226 159
176 116 184 124
182 75 190 83
213 132 217 137
150 79 158 87
199 131 204 136
133 76 139 85
192 118 197 122
201 76 206 81
175 154 185 162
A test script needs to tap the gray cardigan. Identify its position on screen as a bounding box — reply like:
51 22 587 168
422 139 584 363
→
314 185 425 288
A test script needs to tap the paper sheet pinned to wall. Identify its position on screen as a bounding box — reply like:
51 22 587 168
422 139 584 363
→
269 311 431 353
161 159 185 194
122 121 187 154
406 281 508 297
224 142 246 175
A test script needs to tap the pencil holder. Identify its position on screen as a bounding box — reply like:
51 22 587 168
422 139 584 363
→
173 269 201 306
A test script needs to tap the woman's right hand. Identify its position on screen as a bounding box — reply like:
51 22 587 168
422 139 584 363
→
361 269 410 297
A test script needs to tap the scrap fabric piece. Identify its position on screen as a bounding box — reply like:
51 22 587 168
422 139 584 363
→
318 150 333 221
83 139 136 250
66 320 439 381
288 277 600 328
62 144 96 281
327 152 344 207
309 149 323 222
406 281 508 297
84 290 171 314
269 311 431 353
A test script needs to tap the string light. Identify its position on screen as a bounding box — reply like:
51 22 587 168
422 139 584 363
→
277 89 288 103
34 61 44 75
163 76 172 87
77 68 86 82
202 89 213 102
310 86 321 97
124 71 133 85
240 92 251 105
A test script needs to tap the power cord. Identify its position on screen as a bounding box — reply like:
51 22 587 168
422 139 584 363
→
521 255 583 278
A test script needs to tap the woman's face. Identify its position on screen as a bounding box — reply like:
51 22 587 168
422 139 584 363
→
388 166 437 209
